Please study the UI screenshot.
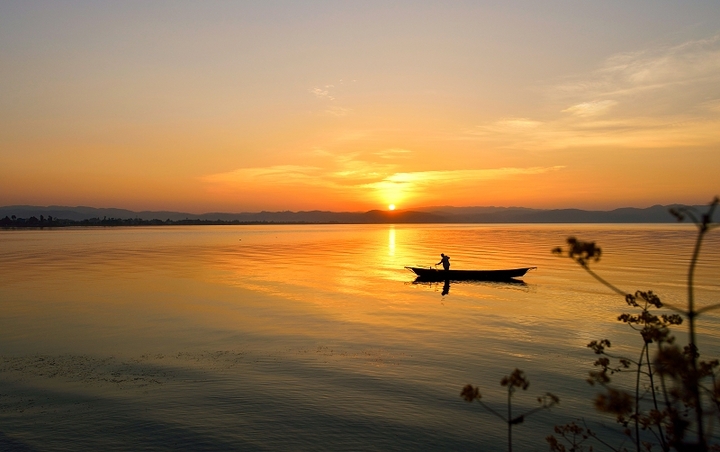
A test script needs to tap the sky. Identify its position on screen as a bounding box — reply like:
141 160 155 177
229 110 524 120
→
1 1 719 213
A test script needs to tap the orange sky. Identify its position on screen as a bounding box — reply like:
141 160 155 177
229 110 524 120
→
1 2 719 213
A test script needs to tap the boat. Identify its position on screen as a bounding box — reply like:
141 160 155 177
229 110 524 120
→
405 266 536 282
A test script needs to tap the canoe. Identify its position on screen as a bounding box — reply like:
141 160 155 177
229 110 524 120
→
405 266 536 282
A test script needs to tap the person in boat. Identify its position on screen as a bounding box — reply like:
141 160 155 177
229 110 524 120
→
437 253 450 271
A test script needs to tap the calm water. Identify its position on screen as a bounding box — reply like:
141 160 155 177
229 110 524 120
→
1 224 719 451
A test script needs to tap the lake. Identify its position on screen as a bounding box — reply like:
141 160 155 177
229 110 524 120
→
1 224 719 451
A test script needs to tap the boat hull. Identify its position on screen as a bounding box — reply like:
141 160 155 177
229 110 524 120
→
405 266 535 282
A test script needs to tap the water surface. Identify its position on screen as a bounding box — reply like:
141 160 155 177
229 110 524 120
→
1 224 719 451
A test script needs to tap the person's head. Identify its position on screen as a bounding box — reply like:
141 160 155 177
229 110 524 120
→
440 253 445 257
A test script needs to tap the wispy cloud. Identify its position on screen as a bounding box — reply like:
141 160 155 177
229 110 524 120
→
202 156 562 207
464 115 720 151
562 100 617 117
361 166 564 190
464 118 543 138
204 165 322 185
309 85 335 100
701 99 720 113
203 163 564 191
462 35 720 151
496 118 543 128
309 82 359 116
556 34 720 101
374 148 412 159
325 106 351 116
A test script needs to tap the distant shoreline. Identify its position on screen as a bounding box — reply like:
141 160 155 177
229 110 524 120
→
1 203 709 226
0 217 344 228
0 216 688 229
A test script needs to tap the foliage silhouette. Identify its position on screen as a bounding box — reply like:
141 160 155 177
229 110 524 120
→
461 368 559 452
548 197 719 452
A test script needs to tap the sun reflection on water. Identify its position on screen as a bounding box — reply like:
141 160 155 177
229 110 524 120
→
388 226 395 256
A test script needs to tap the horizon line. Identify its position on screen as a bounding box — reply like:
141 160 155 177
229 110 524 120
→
0 201 708 216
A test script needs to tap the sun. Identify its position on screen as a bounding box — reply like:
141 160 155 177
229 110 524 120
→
388 204 396 211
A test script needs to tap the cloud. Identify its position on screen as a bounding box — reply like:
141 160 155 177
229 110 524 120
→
556 34 720 99
495 118 543 129
464 118 543 138
203 165 322 185
309 86 335 100
362 166 564 189
461 35 720 151
309 83 357 116
374 148 412 159
562 100 617 117
202 157 562 207
464 115 720 151
701 99 720 113
203 150 395 192
325 106 351 116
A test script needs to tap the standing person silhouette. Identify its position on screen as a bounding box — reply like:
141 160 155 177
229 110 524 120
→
437 253 450 271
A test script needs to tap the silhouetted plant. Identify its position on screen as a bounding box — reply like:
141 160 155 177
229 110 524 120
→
549 197 719 451
462 368 559 452
547 421 596 452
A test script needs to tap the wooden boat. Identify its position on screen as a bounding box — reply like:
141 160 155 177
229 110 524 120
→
405 266 536 282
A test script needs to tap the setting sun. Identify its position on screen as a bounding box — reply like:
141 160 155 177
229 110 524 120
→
388 204 396 211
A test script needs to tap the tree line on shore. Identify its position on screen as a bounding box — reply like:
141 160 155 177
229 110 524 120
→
0 215 314 228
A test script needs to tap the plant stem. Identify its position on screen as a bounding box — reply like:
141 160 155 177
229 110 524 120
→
645 340 667 449
688 222 707 449
579 263 627 297
508 387 512 452
635 344 644 451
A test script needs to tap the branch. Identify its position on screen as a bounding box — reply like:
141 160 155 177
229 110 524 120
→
579 262 628 297
696 303 720 315
476 400 507 422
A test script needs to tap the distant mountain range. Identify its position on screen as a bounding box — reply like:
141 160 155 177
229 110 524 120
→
0 204 702 224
